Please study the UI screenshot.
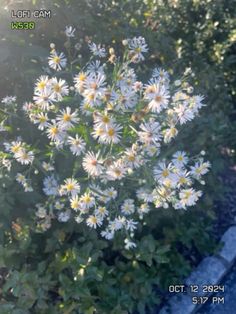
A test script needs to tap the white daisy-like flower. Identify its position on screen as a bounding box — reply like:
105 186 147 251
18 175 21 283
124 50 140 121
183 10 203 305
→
128 36 148 62
124 238 136 249
65 26 76 37
88 42 106 58
46 120 65 143
163 126 178 143
190 160 211 178
86 215 102 229
179 188 202 208
80 192 95 210
87 60 105 74
121 199 135 215
74 71 88 93
43 175 58 196
56 107 79 130
101 228 114 240
50 78 69 101
152 67 170 83
70 195 81 211
15 148 34 165
1 95 16 105
125 219 138 231
42 161 54 171
82 151 103 177
145 82 170 113
59 178 80 196
123 147 143 169
153 161 173 182
175 169 192 187
106 159 127 181
48 50 67 71
172 151 189 167
58 210 71 222
137 203 150 216
68 134 86 156
16 173 26 184
95 206 108 218
174 103 195 125
33 88 56 111
33 113 49 130
34 75 50 93
100 123 122 144
138 118 162 145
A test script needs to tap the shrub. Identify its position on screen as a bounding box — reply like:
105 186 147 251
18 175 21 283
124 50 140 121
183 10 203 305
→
0 34 216 314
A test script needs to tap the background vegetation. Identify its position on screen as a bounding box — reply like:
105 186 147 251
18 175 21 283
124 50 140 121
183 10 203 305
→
0 0 235 313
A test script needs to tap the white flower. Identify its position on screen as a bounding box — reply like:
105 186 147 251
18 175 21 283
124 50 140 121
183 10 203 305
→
121 199 135 215
42 161 54 171
152 68 170 82
48 51 67 71
174 103 195 125
32 113 49 130
79 192 95 209
153 161 173 183
15 149 34 165
46 120 66 143
106 159 127 181
145 82 170 113
125 219 138 231
128 36 148 62
33 88 56 110
123 147 143 169
86 215 102 229
138 203 150 216
95 206 108 218
16 173 26 184
172 151 188 167
34 76 50 93
138 118 162 145
68 134 86 156
56 107 79 130
190 160 211 178
1 95 16 105
50 78 69 101
65 26 76 37
70 195 80 211
101 228 114 240
82 151 104 177
43 175 58 196
100 123 122 144
87 60 105 74
58 210 71 222
124 238 136 249
179 188 202 208
59 178 80 196
88 42 106 58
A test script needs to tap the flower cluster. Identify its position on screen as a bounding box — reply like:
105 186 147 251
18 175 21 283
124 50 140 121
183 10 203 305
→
0 34 210 249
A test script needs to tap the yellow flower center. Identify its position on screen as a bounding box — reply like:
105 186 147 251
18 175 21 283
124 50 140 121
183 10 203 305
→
63 113 71 122
51 127 58 135
84 196 91 203
162 169 169 177
53 84 62 93
102 116 110 124
108 128 115 137
37 81 46 90
66 183 75 191
53 56 61 64
79 73 86 81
